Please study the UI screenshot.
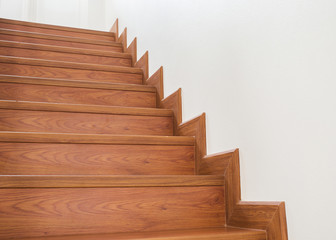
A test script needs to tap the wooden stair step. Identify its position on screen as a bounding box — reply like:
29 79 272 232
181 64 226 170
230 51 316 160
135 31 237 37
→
0 176 225 239
14 228 266 240
0 132 195 175
0 28 122 52
0 75 156 108
0 101 173 136
0 56 143 84
0 40 132 66
0 17 116 41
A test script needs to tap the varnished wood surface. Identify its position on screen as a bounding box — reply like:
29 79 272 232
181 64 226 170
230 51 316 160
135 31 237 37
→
0 143 194 175
0 41 132 66
14 228 266 240
135 51 149 81
147 66 164 106
126 37 137 66
161 88 182 135
177 113 207 174
0 57 143 85
0 131 195 145
0 186 225 238
0 29 122 52
0 109 173 136
0 100 172 117
0 75 156 92
118 28 127 52
199 150 234 175
0 175 222 188
110 18 119 40
0 18 115 41
0 82 156 108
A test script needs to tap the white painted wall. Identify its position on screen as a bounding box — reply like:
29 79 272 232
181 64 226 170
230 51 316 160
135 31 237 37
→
1 0 336 239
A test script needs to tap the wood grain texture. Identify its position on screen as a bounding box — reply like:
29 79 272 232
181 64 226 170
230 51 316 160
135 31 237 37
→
0 175 222 188
0 57 143 85
0 131 195 145
126 37 137 66
0 29 122 52
0 18 115 41
199 150 234 175
135 51 149 81
0 43 132 67
147 66 164 107
0 143 194 175
14 228 266 240
110 18 119 41
177 113 206 174
0 75 156 92
0 186 225 238
0 109 173 136
160 88 182 134
0 100 172 117
0 82 156 108
118 28 127 52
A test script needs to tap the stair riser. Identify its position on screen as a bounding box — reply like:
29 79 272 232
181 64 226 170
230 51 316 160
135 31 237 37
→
0 22 115 41
0 63 142 84
0 46 132 66
0 109 173 136
0 34 122 52
0 82 156 108
0 187 224 239
0 143 194 175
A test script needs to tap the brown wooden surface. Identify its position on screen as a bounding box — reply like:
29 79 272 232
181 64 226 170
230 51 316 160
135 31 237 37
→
177 113 206 174
199 150 234 175
110 18 119 40
126 37 137 66
14 228 266 240
0 82 156 108
0 57 143 85
135 51 149 81
0 100 172 117
0 186 225 239
0 29 122 52
0 42 131 66
0 143 194 175
0 131 195 145
0 109 173 136
0 18 115 41
118 28 127 52
161 88 182 134
147 66 164 106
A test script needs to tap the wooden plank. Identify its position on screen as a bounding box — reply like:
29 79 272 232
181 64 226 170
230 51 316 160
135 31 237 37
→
147 66 164 106
110 18 119 40
0 18 115 41
14 228 266 240
0 109 173 136
0 29 122 52
135 51 149 81
0 143 194 175
199 150 234 175
126 37 137 66
161 88 182 134
118 28 127 52
0 186 225 238
0 100 172 117
0 132 195 145
0 82 156 108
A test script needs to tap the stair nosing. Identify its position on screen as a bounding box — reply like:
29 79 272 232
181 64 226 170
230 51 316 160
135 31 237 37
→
0 17 115 37
0 40 132 58
0 131 195 145
0 175 224 188
0 100 173 117
0 75 156 92
0 55 143 74
0 28 120 47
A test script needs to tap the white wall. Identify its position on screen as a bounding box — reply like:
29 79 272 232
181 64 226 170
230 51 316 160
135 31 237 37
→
1 1 336 239
105 1 336 239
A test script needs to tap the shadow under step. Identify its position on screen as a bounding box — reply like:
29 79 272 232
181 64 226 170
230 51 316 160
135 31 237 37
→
0 56 142 84
0 75 156 108
0 40 132 66
0 28 121 52
0 17 116 41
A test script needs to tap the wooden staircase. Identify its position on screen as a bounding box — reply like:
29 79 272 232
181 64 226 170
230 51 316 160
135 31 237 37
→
0 18 288 240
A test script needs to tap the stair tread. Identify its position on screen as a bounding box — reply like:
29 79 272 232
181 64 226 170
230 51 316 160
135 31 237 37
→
0 175 224 188
0 100 172 116
0 75 155 92
0 55 143 74
0 131 195 145
14 228 266 240
0 28 119 46
0 39 132 58
0 17 114 37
